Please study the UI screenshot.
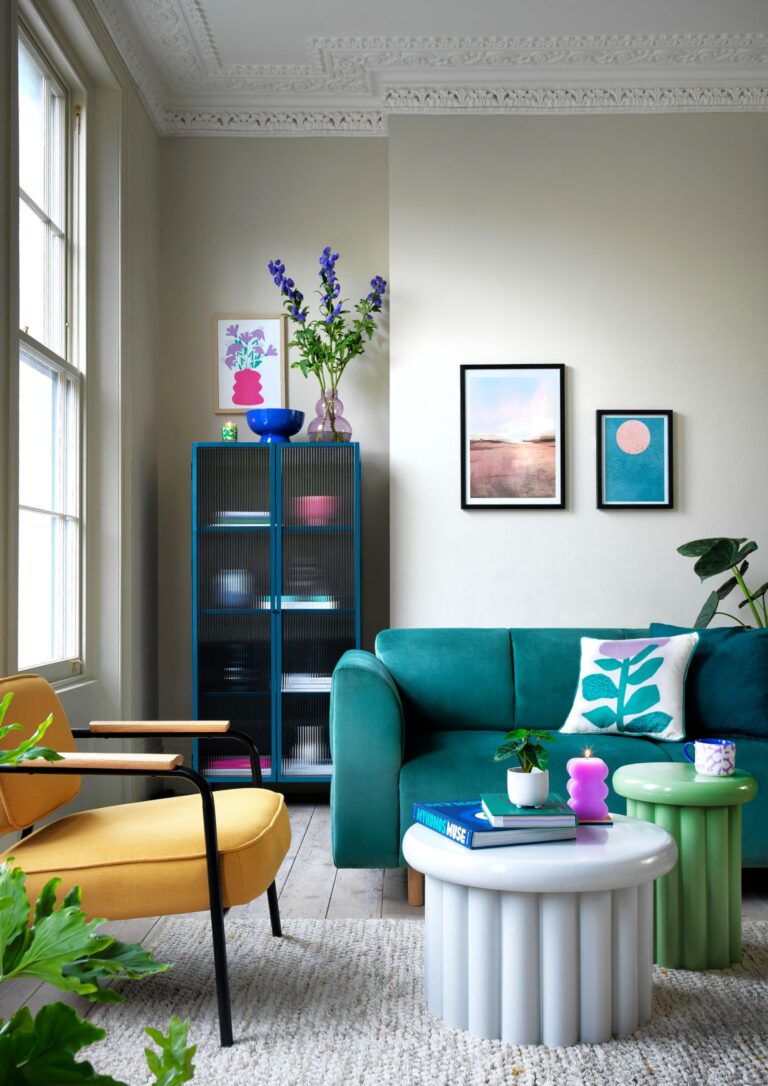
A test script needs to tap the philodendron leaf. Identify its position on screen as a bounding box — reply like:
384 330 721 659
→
738 580 768 607
734 541 759 565
144 1017 196 1086
693 539 742 581
493 741 523 762
677 537 744 558
628 657 663 685
624 684 660 716
0 1003 129 1085
0 860 33 978
582 674 618 701
694 591 719 628
582 706 618 728
63 940 170 1003
621 711 672 733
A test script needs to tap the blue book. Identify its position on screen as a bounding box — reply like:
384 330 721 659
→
411 799 577 850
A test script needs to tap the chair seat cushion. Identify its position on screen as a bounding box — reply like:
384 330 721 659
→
2 789 291 919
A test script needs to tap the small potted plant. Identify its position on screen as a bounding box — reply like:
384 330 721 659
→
493 728 556 807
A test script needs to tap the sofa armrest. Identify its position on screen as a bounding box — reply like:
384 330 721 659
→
330 650 404 869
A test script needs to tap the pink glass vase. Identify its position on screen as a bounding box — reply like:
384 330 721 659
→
307 389 352 444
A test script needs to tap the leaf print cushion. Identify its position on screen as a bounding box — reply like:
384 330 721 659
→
561 634 699 741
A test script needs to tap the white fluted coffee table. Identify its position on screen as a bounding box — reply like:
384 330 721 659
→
403 815 676 1047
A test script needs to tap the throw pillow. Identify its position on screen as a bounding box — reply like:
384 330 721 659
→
650 623 768 739
561 634 699 741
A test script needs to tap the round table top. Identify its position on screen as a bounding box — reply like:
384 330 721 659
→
613 762 757 807
402 814 677 894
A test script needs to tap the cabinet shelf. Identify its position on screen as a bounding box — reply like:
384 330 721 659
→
192 442 360 785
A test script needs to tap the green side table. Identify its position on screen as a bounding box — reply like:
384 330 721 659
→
613 762 757 970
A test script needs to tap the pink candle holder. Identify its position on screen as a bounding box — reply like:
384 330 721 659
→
566 750 609 823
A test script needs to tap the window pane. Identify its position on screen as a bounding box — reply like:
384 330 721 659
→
19 199 46 342
18 509 56 668
19 354 56 509
18 509 79 670
18 41 45 210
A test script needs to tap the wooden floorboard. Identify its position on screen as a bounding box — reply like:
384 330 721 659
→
327 866 384 919
278 804 338 919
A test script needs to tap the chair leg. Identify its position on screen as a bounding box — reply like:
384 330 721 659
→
407 866 425 908
267 881 282 937
198 779 234 1047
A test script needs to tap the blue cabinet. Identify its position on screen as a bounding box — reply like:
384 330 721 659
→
192 442 361 783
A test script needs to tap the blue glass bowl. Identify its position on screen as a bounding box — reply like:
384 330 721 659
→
246 408 305 443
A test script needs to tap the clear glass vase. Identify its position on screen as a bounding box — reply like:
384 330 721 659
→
307 389 352 443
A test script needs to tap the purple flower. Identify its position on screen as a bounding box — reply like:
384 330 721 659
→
598 638 669 661
253 328 265 341
240 330 259 344
225 323 239 337
265 344 278 356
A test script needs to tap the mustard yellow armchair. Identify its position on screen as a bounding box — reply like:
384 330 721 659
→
0 674 291 1047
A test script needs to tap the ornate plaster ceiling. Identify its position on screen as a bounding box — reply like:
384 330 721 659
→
92 0 768 135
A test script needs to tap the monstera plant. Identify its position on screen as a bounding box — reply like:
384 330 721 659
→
678 537 766 628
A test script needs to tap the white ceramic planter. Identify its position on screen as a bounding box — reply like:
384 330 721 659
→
507 767 549 807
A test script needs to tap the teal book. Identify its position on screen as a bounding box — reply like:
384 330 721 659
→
480 792 577 829
411 800 577 850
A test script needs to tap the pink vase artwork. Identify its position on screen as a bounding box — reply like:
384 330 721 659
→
232 368 264 406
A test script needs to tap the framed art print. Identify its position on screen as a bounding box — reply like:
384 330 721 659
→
596 410 673 509
460 364 565 509
214 315 286 413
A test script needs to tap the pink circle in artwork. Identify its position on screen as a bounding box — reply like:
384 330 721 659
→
616 419 651 455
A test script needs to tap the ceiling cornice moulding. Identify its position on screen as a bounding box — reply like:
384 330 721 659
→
89 2 768 135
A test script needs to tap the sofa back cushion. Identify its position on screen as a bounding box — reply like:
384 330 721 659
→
510 628 647 729
650 622 768 738
375 629 514 732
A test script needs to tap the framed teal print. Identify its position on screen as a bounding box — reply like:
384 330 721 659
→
597 410 673 509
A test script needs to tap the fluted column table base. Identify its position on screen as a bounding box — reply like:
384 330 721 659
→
424 877 654 1046
403 816 677 1048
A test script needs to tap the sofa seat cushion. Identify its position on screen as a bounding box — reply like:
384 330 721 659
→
399 729 674 859
3 789 291 920
376 629 514 732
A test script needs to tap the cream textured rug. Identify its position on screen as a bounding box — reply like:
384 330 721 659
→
89 917 768 1086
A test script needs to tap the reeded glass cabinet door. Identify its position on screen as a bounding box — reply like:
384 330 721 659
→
193 445 273 780
278 444 360 779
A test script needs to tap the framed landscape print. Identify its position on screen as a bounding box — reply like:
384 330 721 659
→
214 315 286 413
460 364 565 509
596 410 673 509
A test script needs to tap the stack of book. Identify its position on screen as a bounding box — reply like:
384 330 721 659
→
412 793 577 850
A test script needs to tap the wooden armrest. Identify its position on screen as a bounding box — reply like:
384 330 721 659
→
16 752 183 771
89 720 229 734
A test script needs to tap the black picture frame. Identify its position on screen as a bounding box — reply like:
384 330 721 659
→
596 410 674 509
460 364 566 509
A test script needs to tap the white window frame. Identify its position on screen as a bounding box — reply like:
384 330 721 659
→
14 15 86 684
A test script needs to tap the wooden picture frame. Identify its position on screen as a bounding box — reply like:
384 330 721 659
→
460 364 566 509
596 410 674 509
213 315 286 414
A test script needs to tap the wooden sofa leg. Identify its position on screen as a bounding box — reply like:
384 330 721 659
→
407 866 425 907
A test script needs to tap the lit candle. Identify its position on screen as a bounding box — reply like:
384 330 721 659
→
566 748 609 823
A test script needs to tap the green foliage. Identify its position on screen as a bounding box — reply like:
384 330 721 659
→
0 692 63 765
145 1017 196 1086
0 861 169 999
0 861 196 1084
493 728 556 772
0 1002 127 1085
678 537 767 628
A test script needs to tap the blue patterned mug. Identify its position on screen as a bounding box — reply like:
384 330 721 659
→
682 738 736 777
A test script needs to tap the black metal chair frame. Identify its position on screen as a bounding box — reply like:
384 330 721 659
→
0 727 282 1047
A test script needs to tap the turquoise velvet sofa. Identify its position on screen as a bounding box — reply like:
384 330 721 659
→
330 628 767 869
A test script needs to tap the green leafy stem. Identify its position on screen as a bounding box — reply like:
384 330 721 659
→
678 536 767 629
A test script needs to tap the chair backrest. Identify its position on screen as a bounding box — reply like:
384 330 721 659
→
0 674 80 832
